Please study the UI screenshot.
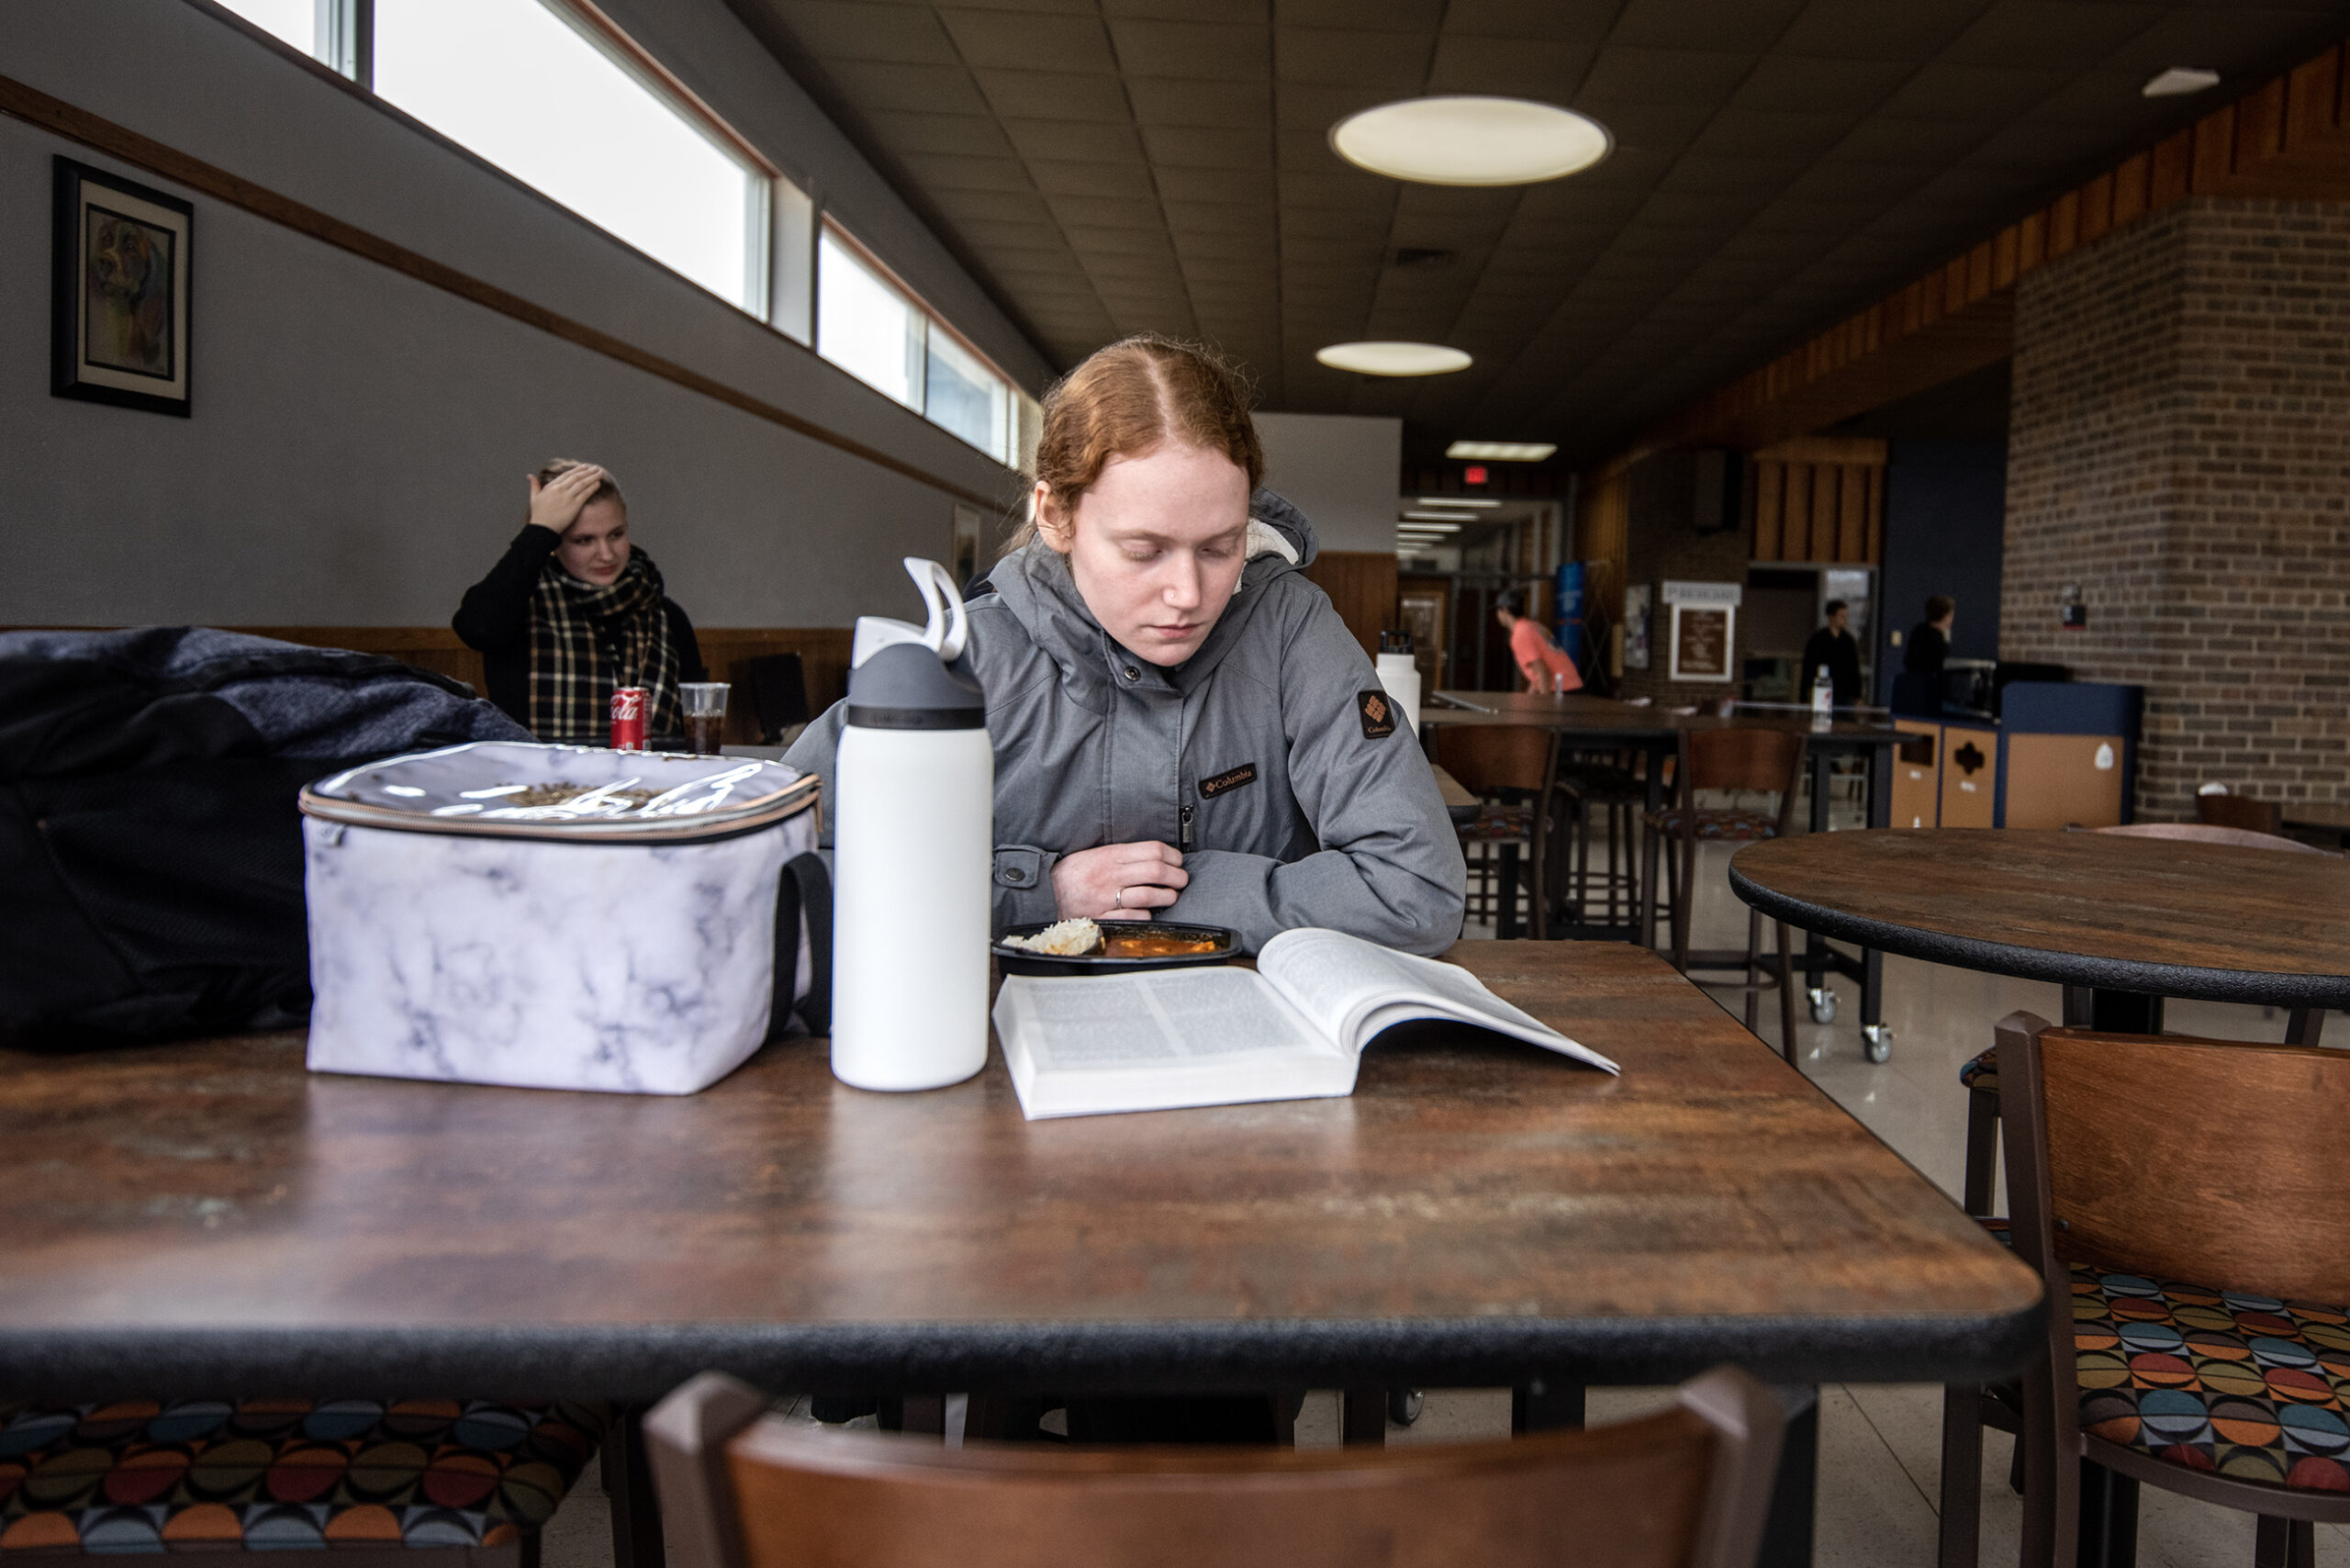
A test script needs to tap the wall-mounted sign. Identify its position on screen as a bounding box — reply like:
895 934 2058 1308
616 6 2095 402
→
1662 580 1740 683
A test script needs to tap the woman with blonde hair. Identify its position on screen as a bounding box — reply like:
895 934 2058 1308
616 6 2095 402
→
789 336 1464 958
453 459 706 744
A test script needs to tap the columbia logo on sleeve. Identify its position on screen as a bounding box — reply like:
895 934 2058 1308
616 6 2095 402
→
1356 689 1397 740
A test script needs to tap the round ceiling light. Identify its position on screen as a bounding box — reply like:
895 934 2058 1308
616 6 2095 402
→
1331 96 1611 186
1315 341 1472 376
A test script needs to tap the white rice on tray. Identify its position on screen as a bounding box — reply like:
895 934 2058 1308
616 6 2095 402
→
1000 917 1103 956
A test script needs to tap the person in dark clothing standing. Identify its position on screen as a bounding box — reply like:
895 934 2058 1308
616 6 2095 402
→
453 459 705 743
1904 594 1955 677
1799 599 1863 709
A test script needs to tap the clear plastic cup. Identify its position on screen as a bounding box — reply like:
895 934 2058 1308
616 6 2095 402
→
680 682 730 755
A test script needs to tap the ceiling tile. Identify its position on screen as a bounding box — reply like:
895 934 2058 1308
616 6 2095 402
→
1029 160 1158 198
766 2 962 65
1050 196 1167 230
822 60 992 116
1166 199 1281 233
894 152 1035 193
1158 165 1278 202
1279 0 1445 30
864 112 1016 158
1729 53 1915 112
1772 0 1984 62
1126 77 1275 125
1575 47 1762 109
973 68 1132 123
1106 18 1270 79
1141 125 1273 169
1684 107 1857 162
938 7 1117 71
1875 62 2070 120
1274 28 1435 90
1609 0 1811 51
1002 118 1147 163
1423 35 1595 97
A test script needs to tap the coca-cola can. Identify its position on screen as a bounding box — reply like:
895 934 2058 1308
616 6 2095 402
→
609 686 647 751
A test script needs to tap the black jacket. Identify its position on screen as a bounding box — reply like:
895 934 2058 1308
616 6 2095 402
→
452 528 706 733
1904 622 1950 677
1800 627 1863 708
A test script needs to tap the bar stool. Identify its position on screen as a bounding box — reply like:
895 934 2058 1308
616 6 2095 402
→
1638 728 1805 1057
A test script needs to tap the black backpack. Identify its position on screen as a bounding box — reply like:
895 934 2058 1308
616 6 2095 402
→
0 628 528 1048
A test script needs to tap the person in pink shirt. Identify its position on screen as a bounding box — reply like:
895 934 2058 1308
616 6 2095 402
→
1494 588 1583 693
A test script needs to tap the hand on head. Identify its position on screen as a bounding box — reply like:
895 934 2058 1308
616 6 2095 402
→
1052 840 1188 922
526 465 606 537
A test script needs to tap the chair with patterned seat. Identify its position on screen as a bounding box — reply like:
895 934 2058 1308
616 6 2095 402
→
1938 1013 2350 1568
1953 823 2332 1221
1638 728 1805 1058
0 1396 615 1568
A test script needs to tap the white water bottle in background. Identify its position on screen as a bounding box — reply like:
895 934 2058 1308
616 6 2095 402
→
830 559 991 1092
1375 630 1421 737
1810 663 1834 727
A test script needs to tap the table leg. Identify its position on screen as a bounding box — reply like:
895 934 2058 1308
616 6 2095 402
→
1497 842 1522 940
2066 986 2165 1035
1802 750 1832 995
1341 1389 1388 1447
1858 740 1892 1034
2076 1459 2140 1568
602 1408 667 1568
1511 1378 1585 1431
1758 1386 1819 1568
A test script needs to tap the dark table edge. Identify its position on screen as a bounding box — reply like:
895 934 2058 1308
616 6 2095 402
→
0 1305 2044 1403
1729 859 2350 1010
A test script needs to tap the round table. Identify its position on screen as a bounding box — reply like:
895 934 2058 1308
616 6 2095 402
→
1730 829 2350 1047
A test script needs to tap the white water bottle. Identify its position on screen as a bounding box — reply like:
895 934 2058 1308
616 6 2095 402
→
830 559 991 1092
1375 630 1421 737
1810 663 1834 727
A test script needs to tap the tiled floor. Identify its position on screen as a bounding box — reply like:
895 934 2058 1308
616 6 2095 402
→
543 837 2348 1567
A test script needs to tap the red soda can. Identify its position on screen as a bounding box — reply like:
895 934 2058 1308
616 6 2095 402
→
609 686 647 751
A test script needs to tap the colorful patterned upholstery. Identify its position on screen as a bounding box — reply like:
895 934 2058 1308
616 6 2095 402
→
2071 1266 2350 1495
0 1398 609 1554
1459 804 1536 843
1960 1047 1998 1093
1642 807 1780 841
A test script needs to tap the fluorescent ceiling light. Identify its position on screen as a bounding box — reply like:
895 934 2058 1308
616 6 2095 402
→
1315 341 1472 376
2143 67 2221 97
1446 441 1557 461
1414 496 1499 508
1400 514 1467 526
1331 96 1611 186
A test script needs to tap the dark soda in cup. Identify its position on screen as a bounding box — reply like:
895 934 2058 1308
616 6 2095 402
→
610 686 647 751
686 712 723 754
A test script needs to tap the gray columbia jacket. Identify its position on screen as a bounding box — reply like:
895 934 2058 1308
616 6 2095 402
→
786 490 1467 956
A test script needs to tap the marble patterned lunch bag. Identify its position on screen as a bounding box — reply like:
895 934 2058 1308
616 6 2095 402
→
298 742 823 1094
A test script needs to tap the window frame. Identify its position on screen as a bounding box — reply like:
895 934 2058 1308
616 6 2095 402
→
818 217 1022 465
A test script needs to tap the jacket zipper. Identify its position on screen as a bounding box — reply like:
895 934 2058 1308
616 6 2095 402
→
1180 799 1195 853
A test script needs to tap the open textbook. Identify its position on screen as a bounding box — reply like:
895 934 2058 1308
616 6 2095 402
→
992 926 1619 1120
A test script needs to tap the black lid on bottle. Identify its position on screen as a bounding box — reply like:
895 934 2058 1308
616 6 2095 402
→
845 642 986 730
1379 629 1414 654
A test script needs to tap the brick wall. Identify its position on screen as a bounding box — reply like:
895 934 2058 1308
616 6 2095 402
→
1619 453 1751 706
2003 196 2350 819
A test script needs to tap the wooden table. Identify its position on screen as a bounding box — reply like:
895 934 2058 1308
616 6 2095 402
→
1729 828 2350 1034
0 945 2036 1403
1419 693 1908 1045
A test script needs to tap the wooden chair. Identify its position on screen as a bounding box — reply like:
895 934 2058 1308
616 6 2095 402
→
1638 728 1805 1058
1939 1014 2350 1568
1435 725 1561 940
1955 823 2331 1219
2197 791 2285 836
645 1367 1787 1568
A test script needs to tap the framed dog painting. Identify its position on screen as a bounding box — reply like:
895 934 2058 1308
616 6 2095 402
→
52 157 193 417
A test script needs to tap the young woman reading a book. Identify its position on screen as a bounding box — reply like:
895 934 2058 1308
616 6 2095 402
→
790 335 1467 958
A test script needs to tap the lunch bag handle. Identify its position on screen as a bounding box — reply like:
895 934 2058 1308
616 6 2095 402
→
767 851 834 1040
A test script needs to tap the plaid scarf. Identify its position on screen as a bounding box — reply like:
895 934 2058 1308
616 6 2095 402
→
526 549 682 743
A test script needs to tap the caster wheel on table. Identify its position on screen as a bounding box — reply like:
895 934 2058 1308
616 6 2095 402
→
1808 988 1838 1025
1863 1025 1894 1064
1388 1389 1424 1427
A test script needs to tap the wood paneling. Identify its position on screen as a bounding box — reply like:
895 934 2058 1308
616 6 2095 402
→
1744 440 1886 566
1645 31 2350 454
1301 552 1400 658
233 625 850 743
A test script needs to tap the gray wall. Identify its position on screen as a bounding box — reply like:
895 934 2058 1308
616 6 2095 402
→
2 0 1049 629
1254 412 1401 554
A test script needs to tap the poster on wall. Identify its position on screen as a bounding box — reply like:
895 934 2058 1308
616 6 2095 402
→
1623 583 1651 670
51 158 193 418
1663 580 1740 684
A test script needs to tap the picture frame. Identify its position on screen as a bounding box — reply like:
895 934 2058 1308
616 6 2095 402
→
52 156 194 417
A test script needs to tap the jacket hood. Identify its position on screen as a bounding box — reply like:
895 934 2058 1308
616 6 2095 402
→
986 487 1319 703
